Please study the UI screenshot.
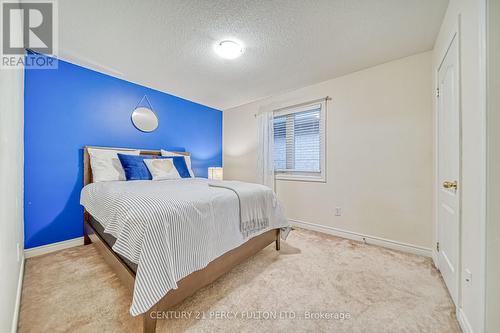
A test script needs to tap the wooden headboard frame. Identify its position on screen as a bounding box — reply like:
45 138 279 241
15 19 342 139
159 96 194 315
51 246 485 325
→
83 146 190 186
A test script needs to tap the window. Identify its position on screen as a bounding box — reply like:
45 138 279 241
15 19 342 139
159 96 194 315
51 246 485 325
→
273 100 326 181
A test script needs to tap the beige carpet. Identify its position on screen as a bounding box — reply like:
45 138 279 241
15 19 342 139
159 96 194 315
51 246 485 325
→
18 228 461 333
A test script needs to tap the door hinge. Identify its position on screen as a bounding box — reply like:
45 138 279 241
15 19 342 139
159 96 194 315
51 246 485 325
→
436 87 440 98
436 242 440 252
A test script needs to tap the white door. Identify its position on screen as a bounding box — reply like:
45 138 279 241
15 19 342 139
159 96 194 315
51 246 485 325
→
437 34 460 305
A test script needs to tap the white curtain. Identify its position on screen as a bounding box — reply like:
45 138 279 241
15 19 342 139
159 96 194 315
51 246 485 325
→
256 111 275 190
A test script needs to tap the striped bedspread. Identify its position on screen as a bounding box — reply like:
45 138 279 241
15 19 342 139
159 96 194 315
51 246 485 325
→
80 178 290 316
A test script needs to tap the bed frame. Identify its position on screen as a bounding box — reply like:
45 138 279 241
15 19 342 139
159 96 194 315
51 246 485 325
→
82 146 280 333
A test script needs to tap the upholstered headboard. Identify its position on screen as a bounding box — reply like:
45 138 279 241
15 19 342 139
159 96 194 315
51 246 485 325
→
83 146 190 186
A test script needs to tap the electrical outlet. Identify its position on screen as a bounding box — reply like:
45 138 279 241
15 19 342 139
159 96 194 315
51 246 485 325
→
464 269 472 286
335 207 342 216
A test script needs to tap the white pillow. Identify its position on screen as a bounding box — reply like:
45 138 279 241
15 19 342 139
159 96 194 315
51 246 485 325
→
87 148 140 182
144 158 181 180
161 149 194 177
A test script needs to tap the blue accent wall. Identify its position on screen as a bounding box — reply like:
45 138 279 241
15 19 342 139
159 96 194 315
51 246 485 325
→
24 55 222 249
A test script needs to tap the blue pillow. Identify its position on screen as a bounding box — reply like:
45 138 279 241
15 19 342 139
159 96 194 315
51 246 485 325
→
117 154 153 180
159 156 191 178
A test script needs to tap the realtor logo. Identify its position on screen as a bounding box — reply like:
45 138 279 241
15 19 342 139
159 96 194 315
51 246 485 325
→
1 0 58 69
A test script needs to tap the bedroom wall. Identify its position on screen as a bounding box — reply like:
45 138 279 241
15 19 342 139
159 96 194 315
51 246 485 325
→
24 54 222 249
432 0 486 332
0 10 24 333
224 52 433 250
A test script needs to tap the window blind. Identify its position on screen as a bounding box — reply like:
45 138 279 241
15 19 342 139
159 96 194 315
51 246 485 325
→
273 103 324 177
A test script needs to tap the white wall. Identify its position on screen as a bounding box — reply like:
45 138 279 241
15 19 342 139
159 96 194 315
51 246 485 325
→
0 9 25 333
432 0 486 332
486 0 500 331
224 52 434 250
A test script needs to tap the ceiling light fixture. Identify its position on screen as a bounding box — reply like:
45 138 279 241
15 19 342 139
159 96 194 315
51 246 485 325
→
214 40 244 59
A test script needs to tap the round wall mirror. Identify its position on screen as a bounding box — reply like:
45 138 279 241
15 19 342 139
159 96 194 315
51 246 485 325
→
131 106 158 132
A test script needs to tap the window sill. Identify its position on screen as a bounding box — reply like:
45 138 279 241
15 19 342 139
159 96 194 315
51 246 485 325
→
275 174 326 183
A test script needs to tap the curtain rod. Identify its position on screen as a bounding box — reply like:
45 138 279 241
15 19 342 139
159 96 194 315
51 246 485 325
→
253 96 331 118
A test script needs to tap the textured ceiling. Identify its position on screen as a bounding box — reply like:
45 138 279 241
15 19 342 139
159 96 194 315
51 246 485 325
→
58 0 448 110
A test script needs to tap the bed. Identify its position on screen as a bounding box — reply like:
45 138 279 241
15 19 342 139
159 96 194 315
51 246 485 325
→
80 146 289 333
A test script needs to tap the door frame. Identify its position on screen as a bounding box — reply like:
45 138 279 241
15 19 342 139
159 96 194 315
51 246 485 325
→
433 21 462 307
433 5 488 333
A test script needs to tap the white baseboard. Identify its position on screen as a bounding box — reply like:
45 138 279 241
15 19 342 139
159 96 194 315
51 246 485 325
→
457 307 474 333
11 256 25 333
24 237 84 258
432 249 439 268
289 219 433 257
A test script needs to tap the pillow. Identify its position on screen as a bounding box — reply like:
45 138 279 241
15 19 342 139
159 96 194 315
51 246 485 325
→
144 158 181 180
159 156 191 178
117 154 154 181
161 150 194 177
87 148 140 182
